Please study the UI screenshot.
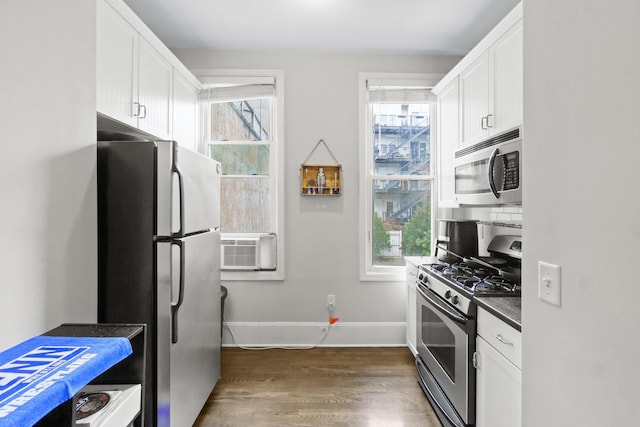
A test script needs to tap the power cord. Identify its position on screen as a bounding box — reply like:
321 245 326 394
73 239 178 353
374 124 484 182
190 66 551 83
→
223 307 338 350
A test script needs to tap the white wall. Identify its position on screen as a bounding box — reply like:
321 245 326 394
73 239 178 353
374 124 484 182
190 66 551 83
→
0 0 97 351
174 49 460 345
523 1 640 425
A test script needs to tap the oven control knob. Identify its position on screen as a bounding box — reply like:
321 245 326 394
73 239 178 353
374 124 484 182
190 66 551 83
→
444 290 451 299
451 295 459 305
418 273 424 281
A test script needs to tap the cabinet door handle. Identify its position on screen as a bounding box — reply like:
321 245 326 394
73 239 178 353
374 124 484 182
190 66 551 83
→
481 116 488 130
139 104 147 119
487 113 494 128
472 351 480 368
496 333 514 346
133 102 141 117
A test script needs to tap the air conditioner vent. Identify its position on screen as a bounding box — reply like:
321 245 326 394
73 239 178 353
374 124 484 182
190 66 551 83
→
221 234 277 271
221 237 259 270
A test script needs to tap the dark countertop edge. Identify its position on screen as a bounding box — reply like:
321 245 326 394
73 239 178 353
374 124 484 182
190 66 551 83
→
477 220 522 229
473 296 522 331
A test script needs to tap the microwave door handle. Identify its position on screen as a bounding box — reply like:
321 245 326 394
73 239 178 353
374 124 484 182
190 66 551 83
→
488 147 500 199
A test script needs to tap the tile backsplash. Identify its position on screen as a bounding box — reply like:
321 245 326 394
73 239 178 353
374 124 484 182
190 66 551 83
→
489 206 523 223
451 206 523 227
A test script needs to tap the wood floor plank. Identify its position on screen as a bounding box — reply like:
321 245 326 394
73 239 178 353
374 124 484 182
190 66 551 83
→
194 347 441 427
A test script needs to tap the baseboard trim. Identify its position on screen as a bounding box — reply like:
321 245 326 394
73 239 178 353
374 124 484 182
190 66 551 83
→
222 321 408 348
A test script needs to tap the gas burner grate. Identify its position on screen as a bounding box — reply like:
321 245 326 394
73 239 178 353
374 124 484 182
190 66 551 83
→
483 277 520 292
422 262 521 295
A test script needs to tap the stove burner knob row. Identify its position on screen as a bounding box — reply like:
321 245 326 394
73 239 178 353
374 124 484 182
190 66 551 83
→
444 290 459 305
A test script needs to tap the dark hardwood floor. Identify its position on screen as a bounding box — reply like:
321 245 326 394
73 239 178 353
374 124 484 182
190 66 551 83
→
194 347 441 427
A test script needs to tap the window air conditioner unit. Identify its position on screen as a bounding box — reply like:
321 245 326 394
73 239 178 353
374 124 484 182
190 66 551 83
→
220 234 277 271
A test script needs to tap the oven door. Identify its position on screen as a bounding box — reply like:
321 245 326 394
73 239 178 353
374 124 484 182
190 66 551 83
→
416 282 475 426
454 134 522 206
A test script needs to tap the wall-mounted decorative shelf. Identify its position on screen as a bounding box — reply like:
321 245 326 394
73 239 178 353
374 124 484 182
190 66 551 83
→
300 139 342 196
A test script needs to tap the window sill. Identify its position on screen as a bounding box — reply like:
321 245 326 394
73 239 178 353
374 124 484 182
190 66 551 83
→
360 270 405 282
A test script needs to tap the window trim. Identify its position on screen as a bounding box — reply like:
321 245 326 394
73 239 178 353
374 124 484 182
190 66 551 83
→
196 69 285 281
358 72 443 281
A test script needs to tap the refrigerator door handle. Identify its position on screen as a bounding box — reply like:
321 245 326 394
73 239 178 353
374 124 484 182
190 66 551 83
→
170 239 185 344
173 162 185 238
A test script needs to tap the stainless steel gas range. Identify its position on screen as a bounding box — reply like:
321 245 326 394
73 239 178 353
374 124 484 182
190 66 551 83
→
415 235 522 427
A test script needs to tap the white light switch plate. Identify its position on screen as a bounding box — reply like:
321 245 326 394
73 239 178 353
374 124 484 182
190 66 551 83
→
538 261 561 307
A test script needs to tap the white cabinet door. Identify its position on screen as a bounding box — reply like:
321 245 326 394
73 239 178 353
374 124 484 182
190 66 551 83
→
459 52 490 146
459 19 522 147
475 336 522 427
138 37 173 140
489 19 523 136
97 0 174 140
172 71 198 151
96 0 138 128
436 77 460 207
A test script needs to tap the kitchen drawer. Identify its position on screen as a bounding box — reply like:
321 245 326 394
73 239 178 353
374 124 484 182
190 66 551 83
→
477 307 521 369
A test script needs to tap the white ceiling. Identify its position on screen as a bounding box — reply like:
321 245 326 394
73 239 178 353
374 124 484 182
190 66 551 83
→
122 0 521 56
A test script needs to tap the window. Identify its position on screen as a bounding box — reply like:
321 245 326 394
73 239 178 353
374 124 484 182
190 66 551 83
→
359 73 441 280
199 70 284 280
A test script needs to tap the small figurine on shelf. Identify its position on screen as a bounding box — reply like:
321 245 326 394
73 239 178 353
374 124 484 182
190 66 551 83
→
307 179 315 194
317 168 325 194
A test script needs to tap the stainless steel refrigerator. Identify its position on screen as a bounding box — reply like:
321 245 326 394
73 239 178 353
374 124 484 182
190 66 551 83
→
97 139 221 427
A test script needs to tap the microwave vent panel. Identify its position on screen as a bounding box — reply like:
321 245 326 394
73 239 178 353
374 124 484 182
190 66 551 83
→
455 127 521 158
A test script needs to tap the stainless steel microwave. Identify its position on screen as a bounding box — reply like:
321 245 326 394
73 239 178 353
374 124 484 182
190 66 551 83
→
453 127 522 206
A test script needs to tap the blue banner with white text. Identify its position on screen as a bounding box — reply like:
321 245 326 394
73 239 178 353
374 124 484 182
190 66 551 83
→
0 335 132 426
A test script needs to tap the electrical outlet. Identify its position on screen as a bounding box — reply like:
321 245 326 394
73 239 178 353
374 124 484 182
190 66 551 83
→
327 294 335 309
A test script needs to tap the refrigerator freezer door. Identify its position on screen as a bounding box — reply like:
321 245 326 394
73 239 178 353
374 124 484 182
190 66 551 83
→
169 229 221 427
171 144 221 235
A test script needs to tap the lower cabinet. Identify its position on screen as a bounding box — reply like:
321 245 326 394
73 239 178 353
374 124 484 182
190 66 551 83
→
475 308 522 427
405 260 419 355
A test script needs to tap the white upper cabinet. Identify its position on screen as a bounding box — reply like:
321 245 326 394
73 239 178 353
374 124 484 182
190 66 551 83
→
459 18 522 146
489 19 523 138
460 52 490 146
435 77 460 207
97 0 172 140
137 37 173 140
96 0 139 129
172 71 199 151
97 0 200 144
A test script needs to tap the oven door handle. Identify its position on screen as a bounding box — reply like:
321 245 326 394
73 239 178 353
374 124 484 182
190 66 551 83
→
417 283 468 325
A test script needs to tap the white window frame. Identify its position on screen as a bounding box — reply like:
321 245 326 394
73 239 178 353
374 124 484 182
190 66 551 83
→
195 69 285 281
358 72 443 281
